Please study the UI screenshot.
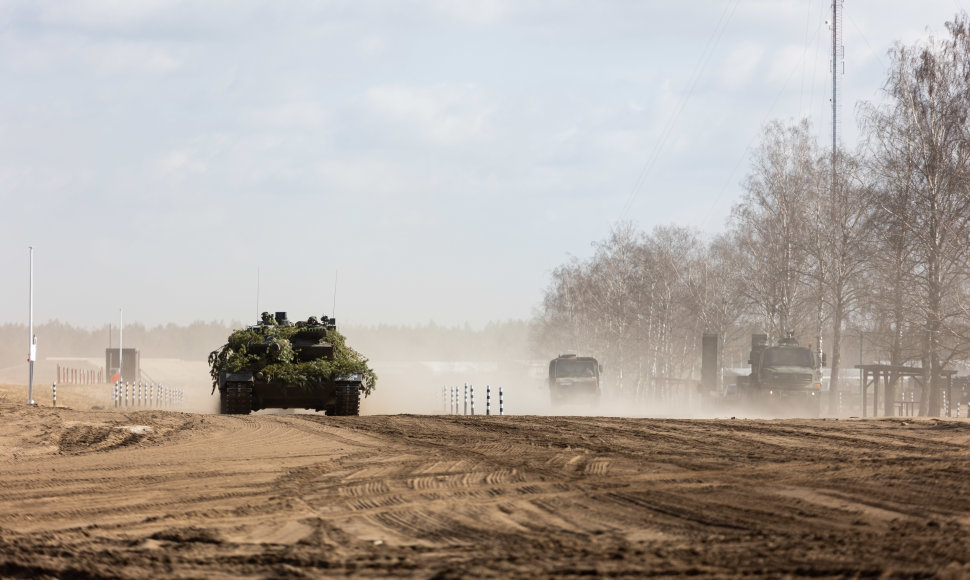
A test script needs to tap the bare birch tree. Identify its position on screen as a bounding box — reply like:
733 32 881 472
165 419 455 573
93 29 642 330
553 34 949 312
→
860 13 970 415
731 119 820 341
808 149 874 405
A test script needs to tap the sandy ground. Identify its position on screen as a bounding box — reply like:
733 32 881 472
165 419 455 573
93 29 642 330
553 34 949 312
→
1 383 970 579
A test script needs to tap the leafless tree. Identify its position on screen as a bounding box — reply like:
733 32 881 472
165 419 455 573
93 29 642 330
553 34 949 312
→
533 223 718 404
808 148 875 405
860 13 970 415
731 119 820 342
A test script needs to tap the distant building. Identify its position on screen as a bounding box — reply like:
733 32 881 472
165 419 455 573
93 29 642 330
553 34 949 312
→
105 348 140 382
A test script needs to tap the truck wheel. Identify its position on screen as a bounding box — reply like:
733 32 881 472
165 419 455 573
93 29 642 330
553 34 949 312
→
333 384 360 416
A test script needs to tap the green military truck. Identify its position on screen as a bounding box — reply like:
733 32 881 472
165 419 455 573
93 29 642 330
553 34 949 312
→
548 354 601 405
738 333 821 417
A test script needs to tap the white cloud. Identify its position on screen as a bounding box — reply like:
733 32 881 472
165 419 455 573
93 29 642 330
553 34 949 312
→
767 44 811 87
718 42 765 90
33 0 174 30
157 149 207 174
86 40 186 75
555 127 578 142
429 0 518 24
358 35 385 56
243 101 331 129
364 83 494 145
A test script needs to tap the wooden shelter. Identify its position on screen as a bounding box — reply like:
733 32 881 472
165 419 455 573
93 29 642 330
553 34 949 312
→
855 364 956 417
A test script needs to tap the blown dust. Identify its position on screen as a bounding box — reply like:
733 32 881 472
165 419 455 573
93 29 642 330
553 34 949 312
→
1 376 970 578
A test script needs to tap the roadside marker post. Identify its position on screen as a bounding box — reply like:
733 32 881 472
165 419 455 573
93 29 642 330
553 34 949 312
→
486 385 491 416
499 387 504 416
52 382 56 407
470 384 475 416
464 384 468 416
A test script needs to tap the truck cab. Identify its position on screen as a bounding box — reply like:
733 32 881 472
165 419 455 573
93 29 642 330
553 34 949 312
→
741 333 821 416
548 354 601 405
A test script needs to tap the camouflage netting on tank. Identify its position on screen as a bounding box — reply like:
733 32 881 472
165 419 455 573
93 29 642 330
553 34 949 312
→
208 325 377 396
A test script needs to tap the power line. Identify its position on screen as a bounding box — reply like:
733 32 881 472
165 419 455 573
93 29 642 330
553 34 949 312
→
619 0 741 218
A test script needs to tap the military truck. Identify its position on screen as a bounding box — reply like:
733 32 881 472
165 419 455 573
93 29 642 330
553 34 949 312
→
548 354 601 405
208 311 376 415
738 333 821 417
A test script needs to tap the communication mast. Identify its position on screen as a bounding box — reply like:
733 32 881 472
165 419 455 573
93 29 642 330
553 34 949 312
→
819 1 845 368
830 0 844 172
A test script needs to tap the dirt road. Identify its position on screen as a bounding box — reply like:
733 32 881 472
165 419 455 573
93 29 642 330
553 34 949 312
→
1 386 970 578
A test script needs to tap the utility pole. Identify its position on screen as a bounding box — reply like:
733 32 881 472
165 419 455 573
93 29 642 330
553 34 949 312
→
27 247 36 405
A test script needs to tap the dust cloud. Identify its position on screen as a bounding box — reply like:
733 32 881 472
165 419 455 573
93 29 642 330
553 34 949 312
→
0 354 817 419
0 323 825 419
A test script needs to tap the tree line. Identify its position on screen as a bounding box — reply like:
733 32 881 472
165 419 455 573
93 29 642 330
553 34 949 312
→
532 14 970 416
0 319 532 371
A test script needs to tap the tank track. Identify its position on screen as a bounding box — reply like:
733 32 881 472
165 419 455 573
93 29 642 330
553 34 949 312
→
220 382 253 415
332 384 361 416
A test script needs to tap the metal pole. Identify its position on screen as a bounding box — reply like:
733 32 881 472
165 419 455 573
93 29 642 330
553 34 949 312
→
487 385 491 416
499 387 504 416
464 383 468 416
27 247 35 405
119 308 123 383
470 384 475 416
52 382 56 407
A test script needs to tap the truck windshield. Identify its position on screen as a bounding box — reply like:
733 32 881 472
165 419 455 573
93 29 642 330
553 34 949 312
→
556 361 597 378
762 349 813 368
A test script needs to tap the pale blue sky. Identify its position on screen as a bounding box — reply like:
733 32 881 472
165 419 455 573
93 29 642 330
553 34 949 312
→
0 0 964 328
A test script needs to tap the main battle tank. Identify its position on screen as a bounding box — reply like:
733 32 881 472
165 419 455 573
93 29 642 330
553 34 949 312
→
208 311 377 415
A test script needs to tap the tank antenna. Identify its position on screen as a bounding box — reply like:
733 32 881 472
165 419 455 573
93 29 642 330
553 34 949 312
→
332 269 338 318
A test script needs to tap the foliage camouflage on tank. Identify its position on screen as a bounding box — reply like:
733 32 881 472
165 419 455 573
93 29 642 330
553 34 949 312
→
208 313 376 399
